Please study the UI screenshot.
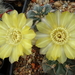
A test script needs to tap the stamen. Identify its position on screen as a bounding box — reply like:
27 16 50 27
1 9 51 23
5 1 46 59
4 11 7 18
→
6 29 22 45
51 27 68 45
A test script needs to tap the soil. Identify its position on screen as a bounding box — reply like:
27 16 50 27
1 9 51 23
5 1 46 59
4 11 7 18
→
13 46 48 75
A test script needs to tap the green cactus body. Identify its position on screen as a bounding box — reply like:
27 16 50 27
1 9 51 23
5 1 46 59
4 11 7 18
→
26 4 52 24
42 57 75 75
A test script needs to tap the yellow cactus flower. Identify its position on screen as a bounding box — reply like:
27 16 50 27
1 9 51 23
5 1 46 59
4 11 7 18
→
36 11 75 63
0 10 36 63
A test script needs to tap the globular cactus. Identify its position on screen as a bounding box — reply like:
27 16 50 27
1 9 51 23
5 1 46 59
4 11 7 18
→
42 57 75 75
26 4 53 25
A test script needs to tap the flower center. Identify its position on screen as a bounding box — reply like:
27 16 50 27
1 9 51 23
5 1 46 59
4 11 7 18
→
51 27 68 45
6 29 22 45
11 30 22 43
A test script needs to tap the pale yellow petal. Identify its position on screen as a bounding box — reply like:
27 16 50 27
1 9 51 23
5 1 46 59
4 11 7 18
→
55 11 61 26
9 45 23 63
45 12 57 28
64 44 75 59
2 12 18 28
46 45 54 60
10 10 18 15
36 37 51 48
41 18 52 29
9 10 18 28
40 43 52 54
25 19 33 27
22 26 30 34
69 30 75 38
67 19 75 32
36 22 51 34
57 46 67 63
21 39 32 49
8 12 18 28
0 37 6 46
0 21 9 30
51 44 61 60
21 39 32 55
18 13 26 29
0 44 12 59
23 48 32 55
16 44 24 55
42 11 61 28
0 28 6 36
36 32 49 39
23 29 36 40
60 11 74 27
2 13 11 28
68 39 75 49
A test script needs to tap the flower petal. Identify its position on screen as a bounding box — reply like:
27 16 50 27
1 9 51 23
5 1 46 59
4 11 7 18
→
45 12 57 28
55 11 61 26
10 10 18 15
0 44 12 59
0 37 6 46
41 18 52 29
67 19 75 32
46 44 61 60
2 12 18 28
36 22 51 34
22 26 30 34
40 43 52 54
69 30 75 38
57 46 67 63
64 44 75 59
68 39 75 49
22 39 32 49
2 13 11 28
36 37 51 48
9 44 23 63
0 28 7 36
25 19 33 27
60 11 74 27
9 12 18 28
23 29 36 40
23 48 32 55
36 32 49 39
22 39 32 55
16 44 24 56
51 44 61 60
42 11 61 28
46 44 54 60
18 13 26 29
0 21 9 30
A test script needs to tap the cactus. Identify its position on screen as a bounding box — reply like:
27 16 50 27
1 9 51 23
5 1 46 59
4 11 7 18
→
26 4 52 24
42 57 75 75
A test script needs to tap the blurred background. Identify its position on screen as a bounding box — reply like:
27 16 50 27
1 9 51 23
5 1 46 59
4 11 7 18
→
3 0 25 13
